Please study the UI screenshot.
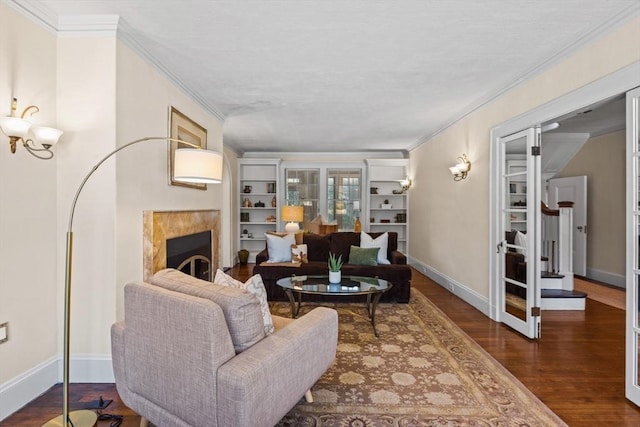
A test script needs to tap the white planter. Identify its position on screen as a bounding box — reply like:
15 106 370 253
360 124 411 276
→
329 270 341 284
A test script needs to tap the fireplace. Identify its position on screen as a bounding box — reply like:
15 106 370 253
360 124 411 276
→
143 210 220 281
166 230 212 281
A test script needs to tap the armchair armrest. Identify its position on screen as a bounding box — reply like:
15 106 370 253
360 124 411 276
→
217 307 338 427
390 250 407 264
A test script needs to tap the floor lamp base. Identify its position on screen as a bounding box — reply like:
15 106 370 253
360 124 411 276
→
42 410 98 427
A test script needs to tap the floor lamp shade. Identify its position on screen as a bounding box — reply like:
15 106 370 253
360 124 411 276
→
282 205 303 233
174 148 223 184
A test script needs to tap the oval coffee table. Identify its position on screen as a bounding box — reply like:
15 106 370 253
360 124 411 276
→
276 275 392 337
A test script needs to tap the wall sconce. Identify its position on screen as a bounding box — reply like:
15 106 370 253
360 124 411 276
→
449 154 471 181
400 176 412 192
0 98 63 160
281 205 304 233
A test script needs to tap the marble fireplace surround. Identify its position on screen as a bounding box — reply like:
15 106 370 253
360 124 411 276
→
143 209 220 281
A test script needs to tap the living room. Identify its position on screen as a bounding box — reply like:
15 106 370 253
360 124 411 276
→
1 1 640 425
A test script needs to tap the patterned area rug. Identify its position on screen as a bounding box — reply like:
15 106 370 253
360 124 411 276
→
272 290 566 426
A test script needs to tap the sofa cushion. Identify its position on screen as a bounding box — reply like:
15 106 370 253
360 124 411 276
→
360 231 390 264
214 269 274 336
303 233 331 262
348 245 379 266
265 233 296 262
329 232 360 263
150 269 265 353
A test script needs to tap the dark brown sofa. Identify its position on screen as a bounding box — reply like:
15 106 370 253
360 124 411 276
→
253 232 411 303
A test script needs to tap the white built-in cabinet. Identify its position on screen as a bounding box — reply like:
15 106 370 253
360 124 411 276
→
237 157 410 260
365 159 410 255
238 159 280 262
506 158 527 232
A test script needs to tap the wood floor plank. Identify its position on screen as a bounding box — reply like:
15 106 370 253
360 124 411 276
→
2 264 639 426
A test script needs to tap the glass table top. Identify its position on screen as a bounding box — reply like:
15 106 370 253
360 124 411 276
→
276 275 392 295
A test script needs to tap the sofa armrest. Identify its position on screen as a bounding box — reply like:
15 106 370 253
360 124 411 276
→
390 250 407 264
255 248 269 265
217 307 338 427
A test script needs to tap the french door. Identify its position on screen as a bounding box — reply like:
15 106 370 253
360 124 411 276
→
626 86 640 405
497 127 542 339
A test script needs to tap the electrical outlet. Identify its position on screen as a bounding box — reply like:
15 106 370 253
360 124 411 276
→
448 282 454 292
0 322 8 344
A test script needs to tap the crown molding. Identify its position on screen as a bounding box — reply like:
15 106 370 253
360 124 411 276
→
4 0 58 33
57 14 120 37
408 2 640 152
5 0 226 122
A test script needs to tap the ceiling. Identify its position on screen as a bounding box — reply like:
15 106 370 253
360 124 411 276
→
14 0 640 154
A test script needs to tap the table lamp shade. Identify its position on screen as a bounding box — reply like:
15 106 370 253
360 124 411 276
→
282 205 303 233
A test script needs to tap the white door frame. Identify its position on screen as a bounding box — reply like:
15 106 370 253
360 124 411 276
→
489 62 640 321
625 86 640 406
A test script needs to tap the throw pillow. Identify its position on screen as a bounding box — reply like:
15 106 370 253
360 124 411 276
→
214 269 274 336
291 244 308 264
515 231 528 260
360 231 390 264
348 245 379 266
264 232 296 262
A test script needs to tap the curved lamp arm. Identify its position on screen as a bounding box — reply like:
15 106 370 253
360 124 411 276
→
49 136 222 427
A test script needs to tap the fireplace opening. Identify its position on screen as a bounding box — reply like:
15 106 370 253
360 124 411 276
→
166 230 212 281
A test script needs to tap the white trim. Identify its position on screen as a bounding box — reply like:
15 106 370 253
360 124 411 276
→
408 257 490 317
0 355 113 421
490 61 640 323
0 357 57 421
407 5 640 152
57 15 120 37
585 268 626 288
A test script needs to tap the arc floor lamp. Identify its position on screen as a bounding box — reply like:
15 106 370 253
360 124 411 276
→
42 136 223 427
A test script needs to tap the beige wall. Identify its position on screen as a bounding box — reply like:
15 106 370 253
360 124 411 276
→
409 16 640 300
114 41 224 321
1 6 226 417
558 130 626 279
0 3 59 386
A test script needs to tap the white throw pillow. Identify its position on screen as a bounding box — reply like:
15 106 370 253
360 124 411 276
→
514 231 528 260
360 232 390 265
264 232 296 263
214 269 274 336
291 244 308 264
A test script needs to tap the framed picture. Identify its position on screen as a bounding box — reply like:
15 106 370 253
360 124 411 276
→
168 106 208 190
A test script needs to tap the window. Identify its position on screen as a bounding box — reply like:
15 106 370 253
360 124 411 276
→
285 166 362 231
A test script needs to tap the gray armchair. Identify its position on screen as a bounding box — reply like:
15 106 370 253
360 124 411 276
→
111 270 338 427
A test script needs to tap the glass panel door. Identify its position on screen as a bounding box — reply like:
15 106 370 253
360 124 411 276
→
497 127 541 339
327 169 361 230
285 169 320 226
626 86 640 405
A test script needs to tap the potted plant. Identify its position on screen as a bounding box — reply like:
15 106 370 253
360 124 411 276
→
328 252 343 284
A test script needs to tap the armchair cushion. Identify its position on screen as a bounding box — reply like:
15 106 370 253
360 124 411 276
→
150 269 265 352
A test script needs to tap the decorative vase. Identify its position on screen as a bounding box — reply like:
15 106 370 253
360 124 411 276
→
238 249 250 265
329 270 341 284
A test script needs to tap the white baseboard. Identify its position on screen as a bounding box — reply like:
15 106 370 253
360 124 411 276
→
585 268 625 288
0 355 113 422
0 357 57 421
408 256 490 317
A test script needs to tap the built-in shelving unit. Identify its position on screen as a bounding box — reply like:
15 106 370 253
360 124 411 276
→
238 159 281 263
366 159 409 255
507 159 527 232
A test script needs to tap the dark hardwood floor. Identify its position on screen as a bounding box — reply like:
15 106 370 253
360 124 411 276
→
2 265 639 426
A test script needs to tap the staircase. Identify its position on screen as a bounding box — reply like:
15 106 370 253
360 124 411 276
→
540 202 587 310
541 271 587 310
